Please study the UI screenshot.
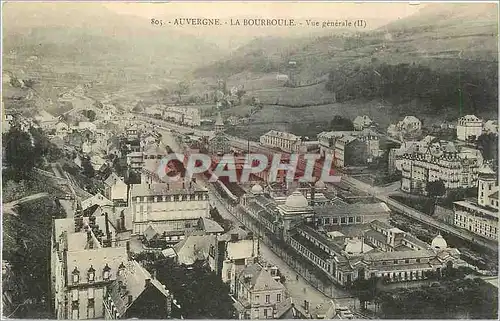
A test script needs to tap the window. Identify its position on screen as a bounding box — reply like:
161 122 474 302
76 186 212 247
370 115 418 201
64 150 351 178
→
341 217 346 224
88 288 95 299
72 268 80 284
103 264 111 281
72 289 79 302
416 258 421 263
88 266 95 282
265 295 270 303
277 294 281 302
348 217 354 223
394 260 398 264
405 259 409 264
255 295 260 301
264 309 268 318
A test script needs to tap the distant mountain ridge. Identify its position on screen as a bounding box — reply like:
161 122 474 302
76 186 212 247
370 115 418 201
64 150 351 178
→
194 3 498 80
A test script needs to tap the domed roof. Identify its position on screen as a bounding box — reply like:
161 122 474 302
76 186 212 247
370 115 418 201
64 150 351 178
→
431 234 447 249
284 191 309 209
251 184 263 195
314 180 326 189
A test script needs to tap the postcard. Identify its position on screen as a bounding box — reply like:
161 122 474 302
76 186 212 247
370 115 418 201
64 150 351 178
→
2 1 498 320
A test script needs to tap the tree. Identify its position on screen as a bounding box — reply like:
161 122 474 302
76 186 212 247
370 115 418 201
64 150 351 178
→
174 81 190 102
4 126 42 181
426 180 446 215
477 133 498 162
155 260 235 319
81 156 95 178
330 115 354 131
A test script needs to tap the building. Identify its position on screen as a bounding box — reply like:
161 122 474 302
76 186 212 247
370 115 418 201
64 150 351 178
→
233 263 289 319
172 234 218 269
398 137 483 194
104 173 128 205
240 184 466 287
457 114 483 141
260 130 302 153
453 164 498 241
396 116 422 140
51 214 129 319
163 106 201 127
126 124 140 142
208 113 231 155
81 193 114 212
353 116 373 131
128 179 210 235
317 129 380 168
103 260 173 319
220 232 259 293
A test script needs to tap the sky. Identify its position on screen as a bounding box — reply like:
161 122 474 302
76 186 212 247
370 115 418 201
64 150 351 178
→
103 1 424 47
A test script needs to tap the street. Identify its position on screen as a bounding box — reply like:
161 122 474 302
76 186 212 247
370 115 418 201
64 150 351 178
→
205 181 358 316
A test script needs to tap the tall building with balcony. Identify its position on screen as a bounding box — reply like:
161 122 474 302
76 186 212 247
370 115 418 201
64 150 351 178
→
398 137 483 195
51 214 129 319
457 114 483 141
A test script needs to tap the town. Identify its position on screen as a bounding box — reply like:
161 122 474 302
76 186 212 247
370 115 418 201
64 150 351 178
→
2 86 498 319
2 2 498 320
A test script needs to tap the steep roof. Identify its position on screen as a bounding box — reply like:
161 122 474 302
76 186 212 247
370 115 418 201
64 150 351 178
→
238 263 285 292
107 260 170 317
104 173 124 187
173 234 215 265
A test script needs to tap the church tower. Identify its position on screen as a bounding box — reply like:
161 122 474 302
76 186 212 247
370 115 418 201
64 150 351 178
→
215 112 224 134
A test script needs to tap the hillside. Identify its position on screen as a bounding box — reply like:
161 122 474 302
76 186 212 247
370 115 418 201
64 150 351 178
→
2 3 224 113
192 3 497 124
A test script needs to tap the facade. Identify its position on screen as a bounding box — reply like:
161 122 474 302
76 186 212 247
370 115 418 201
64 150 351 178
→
260 130 302 153
353 115 373 131
456 114 483 141
128 179 210 235
163 106 201 127
233 263 289 319
103 260 173 319
317 129 380 168
398 137 483 194
453 164 498 241
51 215 129 319
104 173 128 204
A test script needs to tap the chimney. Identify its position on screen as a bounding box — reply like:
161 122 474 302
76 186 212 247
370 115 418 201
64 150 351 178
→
145 278 151 288
128 294 133 306
230 233 238 242
120 213 125 230
104 212 110 238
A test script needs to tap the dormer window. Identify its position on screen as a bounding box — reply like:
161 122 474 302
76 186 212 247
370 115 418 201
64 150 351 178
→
88 266 96 283
72 267 80 284
103 264 111 281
